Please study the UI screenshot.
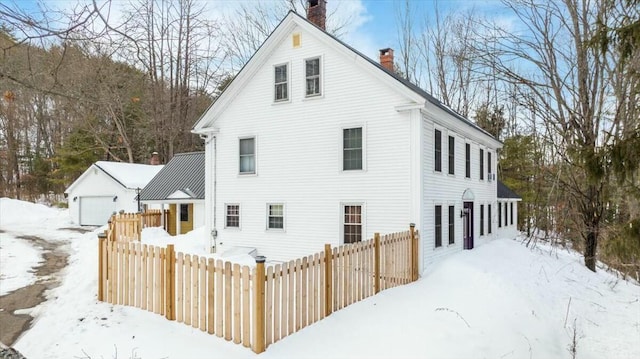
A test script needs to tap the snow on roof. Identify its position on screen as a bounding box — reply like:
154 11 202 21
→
94 161 164 189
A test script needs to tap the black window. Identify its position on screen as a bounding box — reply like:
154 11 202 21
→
343 127 363 170
498 202 502 228
480 149 484 180
465 143 471 178
510 203 514 225
435 129 442 172
505 202 509 226
435 205 442 247
180 204 189 222
480 204 485 235
488 204 492 234
448 205 455 244
448 136 455 175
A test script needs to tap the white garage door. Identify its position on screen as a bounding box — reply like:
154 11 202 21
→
79 196 115 225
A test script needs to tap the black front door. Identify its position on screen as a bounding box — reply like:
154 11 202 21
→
463 201 474 249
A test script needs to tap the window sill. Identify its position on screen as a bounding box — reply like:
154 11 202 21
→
266 228 286 233
238 173 257 177
341 169 366 174
302 94 323 101
272 99 291 105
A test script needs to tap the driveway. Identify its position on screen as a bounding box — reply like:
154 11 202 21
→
0 228 90 346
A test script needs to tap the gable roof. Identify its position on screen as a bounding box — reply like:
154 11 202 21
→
140 152 205 201
498 181 522 200
193 11 500 147
65 161 164 193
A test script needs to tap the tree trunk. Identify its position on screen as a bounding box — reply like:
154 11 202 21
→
584 230 597 272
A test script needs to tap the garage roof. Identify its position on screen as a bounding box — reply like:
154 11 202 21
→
65 161 164 194
94 161 164 189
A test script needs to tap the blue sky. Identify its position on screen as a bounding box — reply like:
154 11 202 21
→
6 0 510 62
344 0 509 59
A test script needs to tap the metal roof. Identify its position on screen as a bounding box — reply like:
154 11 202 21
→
498 181 522 199
140 152 205 201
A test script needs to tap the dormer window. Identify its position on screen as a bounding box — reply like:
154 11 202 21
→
274 64 288 101
305 57 321 97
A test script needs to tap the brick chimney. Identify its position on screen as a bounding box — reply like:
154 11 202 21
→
380 48 394 72
150 151 161 165
307 0 326 30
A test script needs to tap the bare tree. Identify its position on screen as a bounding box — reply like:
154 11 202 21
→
408 4 485 117
120 0 224 161
222 0 356 72
473 0 632 271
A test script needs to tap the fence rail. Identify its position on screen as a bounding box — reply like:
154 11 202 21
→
98 225 419 353
106 211 166 242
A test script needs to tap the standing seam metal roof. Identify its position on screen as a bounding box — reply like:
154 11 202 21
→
139 152 205 201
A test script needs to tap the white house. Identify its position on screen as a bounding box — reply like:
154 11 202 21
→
140 152 205 235
192 1 516 271
65 160 163 225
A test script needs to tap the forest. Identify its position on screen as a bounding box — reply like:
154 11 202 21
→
1 0 638 275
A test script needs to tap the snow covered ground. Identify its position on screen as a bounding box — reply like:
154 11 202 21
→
1 198 638 358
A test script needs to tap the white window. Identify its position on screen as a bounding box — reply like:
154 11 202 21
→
274 64 288 101
267 204 284 230
239 137 255 174
305 57 321 97
225 204 240 228
343 127 363 170
343 205 362 243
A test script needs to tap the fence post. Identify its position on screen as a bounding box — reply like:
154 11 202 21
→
410 223 418 281
374 233 380 294
324 244 333 317
253 256 266 354
98 233 106 301
165 244 176 320
107 218 113 241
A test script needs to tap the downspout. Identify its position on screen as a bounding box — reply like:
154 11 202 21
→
200 132 218 253
212 135 218 253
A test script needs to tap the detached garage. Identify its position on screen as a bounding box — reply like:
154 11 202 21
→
65 161 164 226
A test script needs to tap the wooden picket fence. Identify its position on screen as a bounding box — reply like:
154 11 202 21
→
141 210 164 228
106 211 165 242
97 225 419 353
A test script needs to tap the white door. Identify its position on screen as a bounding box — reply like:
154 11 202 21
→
79 196 115 225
